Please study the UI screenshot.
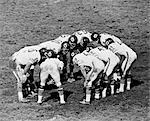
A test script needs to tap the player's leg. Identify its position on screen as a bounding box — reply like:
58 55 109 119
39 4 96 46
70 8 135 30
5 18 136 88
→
120 56 129 92
107 60 120 95
37 70 48 104
51 71 65 104
79 65 93 104
80 68 100 104
16 65 30 102
124 51 137 90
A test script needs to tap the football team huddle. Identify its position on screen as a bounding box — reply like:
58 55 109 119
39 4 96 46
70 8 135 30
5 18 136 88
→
9 30 137 105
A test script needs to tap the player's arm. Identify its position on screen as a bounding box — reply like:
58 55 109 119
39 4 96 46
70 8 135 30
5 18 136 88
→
23 62 33 75
83 62 94 87
103 58 110 74
23 58 38 75
86 62 94 81
66 52 71 74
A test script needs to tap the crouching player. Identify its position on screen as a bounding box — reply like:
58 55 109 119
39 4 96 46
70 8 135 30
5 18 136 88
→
9 48 49 102
37 50 65 104
73 51 105 104
89 46 120 96
58 41 74 83
98 33 137 92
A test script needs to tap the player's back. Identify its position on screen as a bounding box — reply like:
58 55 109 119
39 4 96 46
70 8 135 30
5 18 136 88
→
108 42 127 56
89 47 110 62
15 50 40 65
100 33 122 45
39 41 61 54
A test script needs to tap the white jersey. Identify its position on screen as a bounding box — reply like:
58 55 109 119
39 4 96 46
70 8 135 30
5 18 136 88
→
40 58 64 87
14 50 41 65
38 41 61 54
17 45 41 53
72 30 92 43
52 34 71 44
108 42 128 57
121 43 136 55
73 52 104 69
40 58 64 72
108 42 137 77
73 53 94 67
100 33 122 46
89 46 120 63
73 52 105 89
11 45 40 61
89 46 120 76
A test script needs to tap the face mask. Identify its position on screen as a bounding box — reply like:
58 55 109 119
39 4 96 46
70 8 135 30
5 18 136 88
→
62 48 69 55
46 52 52 58
70 43 76 49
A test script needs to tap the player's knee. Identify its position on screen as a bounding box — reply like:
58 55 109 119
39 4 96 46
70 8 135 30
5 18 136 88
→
30 65 35 70
40 72 48 81
116 57 120 64
56 81 62 88
57 86 63 93
57 86 64 96
102 75 110 87
39 85 45 89
102 73 109 83
57 86 63 91
40 79 46 87
87 82 92 88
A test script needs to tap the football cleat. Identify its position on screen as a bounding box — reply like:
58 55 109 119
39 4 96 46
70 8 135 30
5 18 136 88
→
79 99 90 105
